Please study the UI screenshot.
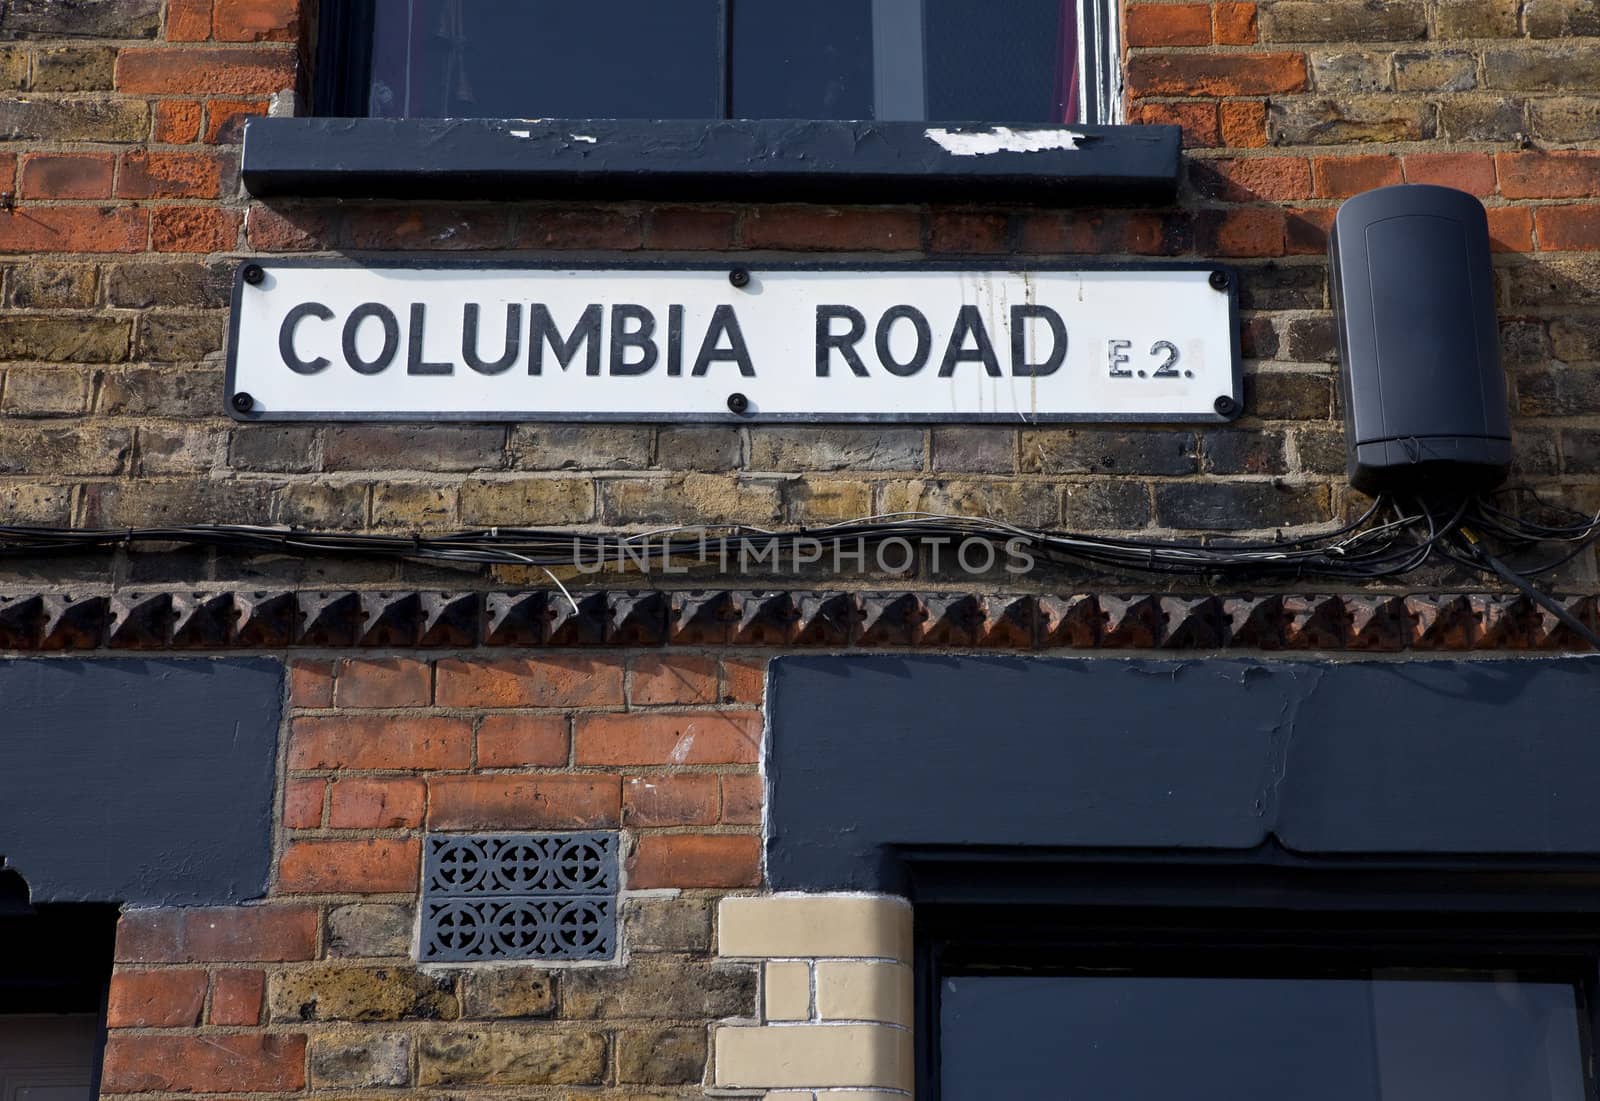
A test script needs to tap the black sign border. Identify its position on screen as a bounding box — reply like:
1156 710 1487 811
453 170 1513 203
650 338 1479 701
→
224 258 1243 425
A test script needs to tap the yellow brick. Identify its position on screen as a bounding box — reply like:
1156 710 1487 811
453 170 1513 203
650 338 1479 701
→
714 1024 912 1091
765 961 811 1021
815 961 912 1026
718 895 912 962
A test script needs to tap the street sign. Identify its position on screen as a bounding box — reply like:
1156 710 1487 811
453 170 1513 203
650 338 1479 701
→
226 261 1241 423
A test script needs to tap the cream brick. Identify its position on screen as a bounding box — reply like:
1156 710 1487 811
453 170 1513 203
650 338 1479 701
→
765 961 812 1021
714 1024 913 1091
718 895 912 962
815 961 912 1027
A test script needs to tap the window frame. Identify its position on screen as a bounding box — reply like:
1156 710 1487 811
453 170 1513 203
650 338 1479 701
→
312 0 1123 126
912 853 1600 1101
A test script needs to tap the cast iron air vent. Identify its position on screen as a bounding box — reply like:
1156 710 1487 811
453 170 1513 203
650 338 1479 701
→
420 832 618 963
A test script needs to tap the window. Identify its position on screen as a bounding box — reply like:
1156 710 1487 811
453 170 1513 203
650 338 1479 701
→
319 0 1122 125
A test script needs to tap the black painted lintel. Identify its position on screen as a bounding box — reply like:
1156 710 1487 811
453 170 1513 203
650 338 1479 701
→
241 117 1182 204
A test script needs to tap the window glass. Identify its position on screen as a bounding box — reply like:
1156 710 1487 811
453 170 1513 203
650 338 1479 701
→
731 0 874 120
925 0 1074 122
367 0 721 120
941 971 1588 1101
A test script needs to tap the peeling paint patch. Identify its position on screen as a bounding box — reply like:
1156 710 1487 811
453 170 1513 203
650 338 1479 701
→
924 126 1088 155
508 129 531 138
570 134 598 144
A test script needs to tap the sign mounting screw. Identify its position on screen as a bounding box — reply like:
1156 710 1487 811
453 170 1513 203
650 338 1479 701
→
728 267 751 289
242 264 265 285
1209 270 1230 291
232 392 255 413
1214 395 1238 417
726 392 750 414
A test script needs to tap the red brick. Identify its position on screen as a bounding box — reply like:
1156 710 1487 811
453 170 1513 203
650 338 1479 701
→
622 774 720 827
20 153 115 199
1194 156 1313 202
721 774 763 825
329 777 427 828
101 1034 305 1093
335 657 432 708
644 206 738 250
744 206 921 251
1220 100 1269 148
1403 152 1495 197
721 657 767 704
1286 207 1335 254
1018 211 1192 256
1131 101 1221 147
204 96 269 142
288 658 333 706
436 655 624 708
347 206 512 250
428 774 621 830
0 205 148 254
1127 52 1306 97
153 99 202 143
151 205 239 252
1496 152 1600 200
630 654 718 706
513 207 643 249
1536 205 1600 251
1312 155 1402 199
1489 205 1535 252
118 151 226 198
574 711 762 766
115 47 295 94
1196 207 1285 257
0 154 13 188
210 969 266 1026
214 0 298 42
282 778 324 829
289 714 472 771
1125 3 1212 45
166 0 211 40
116 906 318 963
1214 2 1258 44
928 210 1011 254
246 202 334 250
106 969 207 1027
626 834 762 889
278 838 420 893
477 714 570 767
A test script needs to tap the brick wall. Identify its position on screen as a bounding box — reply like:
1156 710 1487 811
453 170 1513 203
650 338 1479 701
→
100 652 770 1097
1 0 1598 589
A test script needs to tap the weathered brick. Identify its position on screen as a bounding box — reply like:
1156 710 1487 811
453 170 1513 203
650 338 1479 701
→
1154 481 1331 529
135 311 225 361
459 477 595 524
283 777 323 828
0 483 72 524
82 478 274 526
599 473 782 525
133 424 224 474
1309 49 1392 93
622 897 714 953
328 903 415 958
1021 429 1198 475
322 425 504 472
749 427 926 472
721 657 766 704
32 46 116 91
98 367 223 416
1488 206 1535 252
644 205 738 249
1059 480 1154 529
627 834 763 889
1527 0 1600 35
290 714 472 770
744 206 920 250
428 774 621 830
1195 207 1286 256
928 210 1010 253
214 0 299 41
1270 96 1435 143
246 203 334 250
624 774 720 827
151 206 238 252
107 968 207 1027
616 1027 708 1085
1260 1 1426 41
1190 156 1313 202
229 425 319 472
115 905 318 963
1125 2 1213 45
334 657 431 708
459 969 556 1019
0 206 147 254
722 773 762 824
1530 97 1600 143
371 482 458 529
1127 52 1307 96
1130 101 1221 148
508 424 651 470
101 1034 305 1094
1402 152 1495 196
329 777 427 829
879 478 1059 528
153 99 202 142
268 965 457 1022
1312 154 1402 198
115 46 295 94
1500 151 1600 199
575 711 761 765
1394 50 1477 93
2 365 90 416
278 838 421 894
347 206 512 250
1201 429 1290 474
1438 96 1526 142
8 262 97 308
512 206 642 249
782 478 873 525
0 47 26 89
1486 46 1600 92
0 425 130 474
475 714 569 767
271 481 367 528
1432 0 1520 35
203 95 268 142
436 655 623 708
417 1029 607 1086
210 969 266 1026
630 654 718 706
1537 205 1600 251
105 259 229 307
166 0 211 39
307 1030 410 1088
655 425 741 471
3 0 161 37
564 956 756 1018
0 96 148 141
1221 100 1270 147
930 427 1016 473
1215 2 1259 44
1245 370 1333 418
1517 365 1600 414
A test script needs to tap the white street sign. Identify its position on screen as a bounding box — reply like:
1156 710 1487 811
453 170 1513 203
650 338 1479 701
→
226 262 1240 423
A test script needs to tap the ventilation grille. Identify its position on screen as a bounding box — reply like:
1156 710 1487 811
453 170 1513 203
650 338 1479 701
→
420 832 618 963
